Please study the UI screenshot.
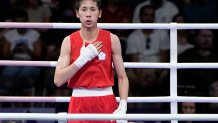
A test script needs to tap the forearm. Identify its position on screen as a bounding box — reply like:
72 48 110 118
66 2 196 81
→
54 63 79 87
114 76 129 123
118 77 129 101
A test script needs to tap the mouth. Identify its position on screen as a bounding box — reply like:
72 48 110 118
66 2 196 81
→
85 20 92 25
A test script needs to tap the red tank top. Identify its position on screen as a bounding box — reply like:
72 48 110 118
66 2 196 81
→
68 29 114 88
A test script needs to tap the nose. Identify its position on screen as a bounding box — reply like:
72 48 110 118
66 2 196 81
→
86 10 92 17
185 107 194 114
186 109 191 113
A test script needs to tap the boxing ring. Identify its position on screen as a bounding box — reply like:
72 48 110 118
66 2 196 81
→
1 22 218 122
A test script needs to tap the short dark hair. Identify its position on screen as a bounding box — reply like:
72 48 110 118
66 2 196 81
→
172 13 187 23
74 0 101 11
139 5 155 18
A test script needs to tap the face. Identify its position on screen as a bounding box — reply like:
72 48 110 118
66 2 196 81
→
181 102 196 114
140 8 155 23
76 0 102 29
196 29 213 50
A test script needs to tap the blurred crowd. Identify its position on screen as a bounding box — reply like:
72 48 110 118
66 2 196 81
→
0 0 218 123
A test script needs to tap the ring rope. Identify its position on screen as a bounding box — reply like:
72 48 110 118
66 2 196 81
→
1 22 218 122
1 60 218 68
1 113 218 121
1 22 218 29
1 96 218 103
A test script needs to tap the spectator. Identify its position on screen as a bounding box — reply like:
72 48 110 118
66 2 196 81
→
25 0 51 22
126 5 170 97
1 9 42 77
178 102 205 123
0 9 42 100
178 29 218 96
179 102 196 114
132 0 179 23
172 13 194 55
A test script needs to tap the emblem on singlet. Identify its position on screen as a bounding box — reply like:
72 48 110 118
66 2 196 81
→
98 52 106 60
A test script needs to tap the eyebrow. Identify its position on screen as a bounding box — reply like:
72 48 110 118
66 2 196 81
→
80 5 97 8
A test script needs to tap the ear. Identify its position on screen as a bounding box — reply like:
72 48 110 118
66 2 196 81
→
98 10 102 18
76 10 79 18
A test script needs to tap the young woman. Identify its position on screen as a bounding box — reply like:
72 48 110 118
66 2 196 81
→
54 0 129 123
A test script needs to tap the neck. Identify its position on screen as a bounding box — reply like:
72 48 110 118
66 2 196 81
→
80 28 99 43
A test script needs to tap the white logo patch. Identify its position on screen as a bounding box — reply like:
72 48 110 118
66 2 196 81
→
98 52 106 60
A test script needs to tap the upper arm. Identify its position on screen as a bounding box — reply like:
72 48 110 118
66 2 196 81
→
55 36 71 72
111 33 127 78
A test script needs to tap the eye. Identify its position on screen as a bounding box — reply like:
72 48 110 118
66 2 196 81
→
80 7 87 12
90 7 97 11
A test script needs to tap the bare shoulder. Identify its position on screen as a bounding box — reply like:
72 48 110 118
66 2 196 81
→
110 32 120 45
110 32 121 54
110 33 119 41
62 36 70 45
59 35 71 55
60 35 71 49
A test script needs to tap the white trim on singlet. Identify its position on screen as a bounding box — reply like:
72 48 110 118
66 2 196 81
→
72 86 113 97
